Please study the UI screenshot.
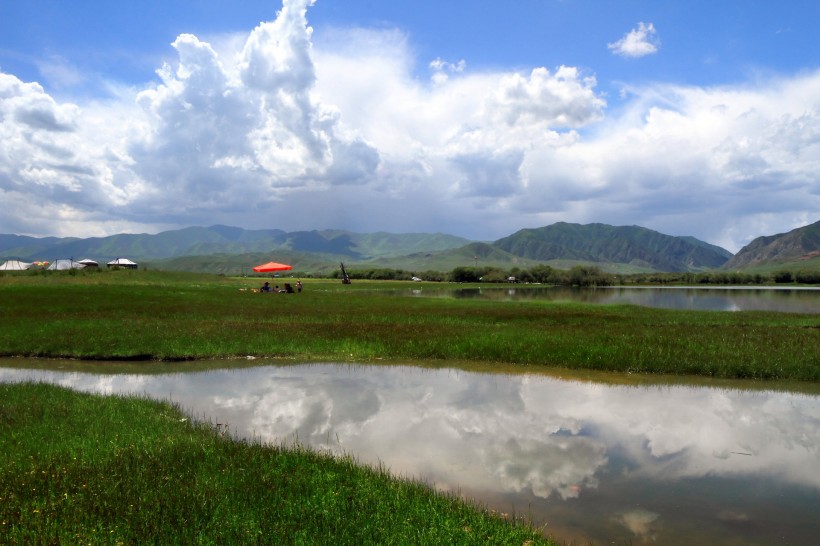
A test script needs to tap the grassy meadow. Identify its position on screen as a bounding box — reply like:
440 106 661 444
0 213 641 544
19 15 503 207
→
0 269 818 381
1 269 818 544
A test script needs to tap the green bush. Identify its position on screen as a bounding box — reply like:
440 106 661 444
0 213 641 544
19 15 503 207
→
774 270 794 283
794 270 820 284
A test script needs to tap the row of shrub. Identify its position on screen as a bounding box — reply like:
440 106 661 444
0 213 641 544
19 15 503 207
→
324 265 820 286
325 265 616 286
626 269 820 285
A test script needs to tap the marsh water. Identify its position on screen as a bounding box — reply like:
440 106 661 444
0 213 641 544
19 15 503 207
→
2 360 818 545
403 285 820 314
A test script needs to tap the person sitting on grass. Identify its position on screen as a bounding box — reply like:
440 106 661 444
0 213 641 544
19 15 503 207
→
261 281 272 292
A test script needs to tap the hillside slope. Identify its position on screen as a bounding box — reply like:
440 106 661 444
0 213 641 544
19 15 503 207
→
723 220 820 269
2 223 737 274
0 226 471 262
493 222 732 272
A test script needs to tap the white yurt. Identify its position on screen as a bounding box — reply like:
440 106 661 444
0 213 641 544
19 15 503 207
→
106 258 138 269
47 259 86 270
0 260 32 271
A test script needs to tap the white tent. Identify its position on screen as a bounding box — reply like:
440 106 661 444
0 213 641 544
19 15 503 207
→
107 258 138 269
47 259 86 270
0 260 32 271
77 258 99 268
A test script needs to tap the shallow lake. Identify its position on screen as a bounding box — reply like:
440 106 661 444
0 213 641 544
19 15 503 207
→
2 360 818 545
402 285 820 313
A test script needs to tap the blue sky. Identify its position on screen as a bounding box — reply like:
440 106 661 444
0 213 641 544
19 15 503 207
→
1 0 819 251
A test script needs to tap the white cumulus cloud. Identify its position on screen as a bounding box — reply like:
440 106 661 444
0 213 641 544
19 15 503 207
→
125 0 379 224
609 22 660 58
0 0 818 252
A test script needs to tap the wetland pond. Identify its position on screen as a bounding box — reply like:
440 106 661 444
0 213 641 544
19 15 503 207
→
403 285 820 314
2 360 819 545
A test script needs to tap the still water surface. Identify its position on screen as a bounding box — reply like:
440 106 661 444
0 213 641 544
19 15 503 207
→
404 285 820 313
2 360 818 545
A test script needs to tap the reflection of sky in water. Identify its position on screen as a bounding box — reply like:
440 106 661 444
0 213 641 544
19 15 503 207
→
417 286 820 313
2 363 818 545
597 287 820 313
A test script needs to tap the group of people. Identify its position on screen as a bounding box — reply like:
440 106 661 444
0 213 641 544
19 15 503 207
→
260 280 302 294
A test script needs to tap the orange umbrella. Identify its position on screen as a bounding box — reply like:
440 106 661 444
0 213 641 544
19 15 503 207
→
252 261 293 273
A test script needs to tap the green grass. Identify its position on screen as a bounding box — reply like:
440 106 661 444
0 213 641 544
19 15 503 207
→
730 256 820 275
1 270 816 544
0 269 818 381
0 382 550 545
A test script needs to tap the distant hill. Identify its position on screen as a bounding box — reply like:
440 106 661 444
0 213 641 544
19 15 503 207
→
350 223 733 274
0 234 79 259
357 242 545 272
0 225 471 263
723 220 820 270
492 222 732 272
0 222 739 274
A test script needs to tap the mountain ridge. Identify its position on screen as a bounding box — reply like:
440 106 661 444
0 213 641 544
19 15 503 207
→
493 222 732 272
723 220 820 269
0 226 472 263
0 222 739 273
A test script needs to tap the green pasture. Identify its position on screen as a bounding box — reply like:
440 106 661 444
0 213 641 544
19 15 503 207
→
735 257 820 276
1 269 818 381
1 269 817 544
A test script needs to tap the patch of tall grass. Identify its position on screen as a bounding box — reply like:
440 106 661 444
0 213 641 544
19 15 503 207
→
0 271 817 381
0 382 551 544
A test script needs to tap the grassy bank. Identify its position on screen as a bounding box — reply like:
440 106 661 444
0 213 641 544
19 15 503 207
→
0 270 818 381
0 382 551 544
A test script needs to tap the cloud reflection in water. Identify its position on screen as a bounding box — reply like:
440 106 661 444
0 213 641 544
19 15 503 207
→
1 363 818 544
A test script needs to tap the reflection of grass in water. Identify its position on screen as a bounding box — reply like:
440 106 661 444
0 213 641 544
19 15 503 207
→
0 272 818 381
0 382 552 545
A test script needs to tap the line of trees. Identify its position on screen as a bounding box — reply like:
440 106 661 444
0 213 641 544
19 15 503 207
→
625 269 820 285
448 265 616 286
324 265 820 286
328 265 616 286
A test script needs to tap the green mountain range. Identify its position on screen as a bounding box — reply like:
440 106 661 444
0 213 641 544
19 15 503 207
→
0 226 471 264
0 222 746 274
493 223 732 272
